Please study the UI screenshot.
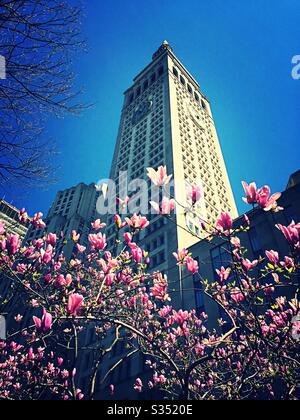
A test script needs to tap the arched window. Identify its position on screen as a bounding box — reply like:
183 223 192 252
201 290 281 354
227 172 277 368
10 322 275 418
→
201 99 206 110
187 84 193 94
158 66 164 76
143 80 149 91
128 92 134 104
173 67 178 78
180 75 185 85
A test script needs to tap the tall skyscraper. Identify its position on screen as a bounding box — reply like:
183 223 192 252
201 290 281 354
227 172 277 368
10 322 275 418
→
25 183 99 260
105 41 238 307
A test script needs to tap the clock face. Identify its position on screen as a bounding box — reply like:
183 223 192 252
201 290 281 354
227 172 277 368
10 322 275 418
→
132 100 152 125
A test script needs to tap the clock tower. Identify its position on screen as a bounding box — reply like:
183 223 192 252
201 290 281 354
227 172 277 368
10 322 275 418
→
105 41 238 308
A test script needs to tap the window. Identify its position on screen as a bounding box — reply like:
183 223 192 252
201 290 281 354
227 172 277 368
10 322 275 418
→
194 92 199 102
248 227 263 258
173 67 178 78
180 76 185 85
187 84 193 94
151 255 157 268
158 251 165 265
136 86 141 97
210 243 232 280
129 93 134 104
195 290 205 314
152 239 158 250
158 66 164 76
201 99 206 110
143 80 148 91
150 73 156 84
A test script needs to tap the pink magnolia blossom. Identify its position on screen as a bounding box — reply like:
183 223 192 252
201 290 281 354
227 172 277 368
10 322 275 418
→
105 273 115 286
264 284 275 296
31 299 39 308
280 256 295 271
173 248 189 265
230 236 241 249
242 258 258 271
134 378 143 393
6 234 21 255
150 197 176 215
131 245 143 264
14 314 23 323
67 293 84 316
91 219 106 230
187 183 204 204
0 237 6 251
146 165 172 187
32 212 46 229
76 244 86 253
16 264 27 273
265 250 279 265
125 214 149 230
18 208 28 224
215 212 233 233
242 181 258 205
56 274 72 288
174 309 189 325
46 233 57 246
158 305 172 317
276 222 300 245
0 220 5 235
231 288 245 304
124 232 132 245
186 257 199 274
243 214 250 226
40 245 54 264
216 266 231 284
291 320 300 339
33 309 53 333
88 232 107 252
194 343 205 357
33 238 44 249
150 273 170 301
257 186 282 212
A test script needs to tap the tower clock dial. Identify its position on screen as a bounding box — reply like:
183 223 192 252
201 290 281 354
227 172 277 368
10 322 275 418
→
132 100 153 125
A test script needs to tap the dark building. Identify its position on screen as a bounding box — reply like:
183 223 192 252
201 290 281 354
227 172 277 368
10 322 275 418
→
186 170 300 330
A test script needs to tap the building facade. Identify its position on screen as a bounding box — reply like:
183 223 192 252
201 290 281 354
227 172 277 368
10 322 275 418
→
186 170 300 330
0 199 31 240
0 199 31 328
25 183 100 260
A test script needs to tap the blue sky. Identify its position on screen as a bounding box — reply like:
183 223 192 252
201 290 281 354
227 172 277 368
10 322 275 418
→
6 0 300 216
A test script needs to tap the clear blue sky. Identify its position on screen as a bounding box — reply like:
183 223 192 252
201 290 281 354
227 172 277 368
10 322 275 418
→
7 0 300 216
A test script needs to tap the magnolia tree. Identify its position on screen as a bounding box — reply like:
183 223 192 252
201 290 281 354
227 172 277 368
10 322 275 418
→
0 167 299 400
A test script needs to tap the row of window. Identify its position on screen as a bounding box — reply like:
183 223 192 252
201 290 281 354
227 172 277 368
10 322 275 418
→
127 65 164 105
173 66 207 110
